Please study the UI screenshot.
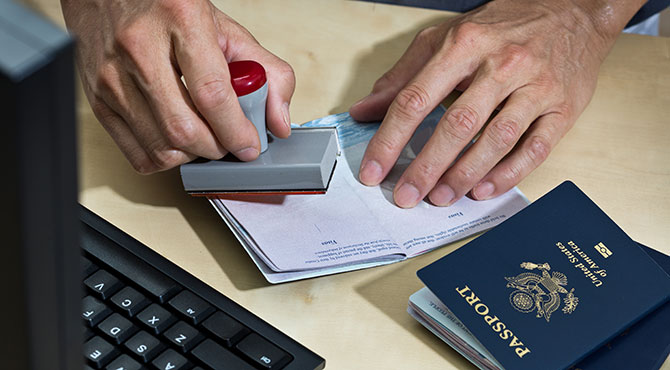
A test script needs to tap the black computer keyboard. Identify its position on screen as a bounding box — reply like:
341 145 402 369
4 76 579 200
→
79 206 325 370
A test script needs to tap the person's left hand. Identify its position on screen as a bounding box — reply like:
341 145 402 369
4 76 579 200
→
350 0 642 208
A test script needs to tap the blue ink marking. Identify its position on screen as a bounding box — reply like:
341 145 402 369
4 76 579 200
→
294 106 446 149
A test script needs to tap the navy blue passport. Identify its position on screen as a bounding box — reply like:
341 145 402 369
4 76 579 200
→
418 181 670 370
568 243 670 370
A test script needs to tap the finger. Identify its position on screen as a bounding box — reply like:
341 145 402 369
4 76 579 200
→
390 70 515 208
173 13 260 161
359 51 475 189
237 44 296 139
90 100 158 174
128 56 228 160
98 68 195 172
427 88 548 206
349 26 442 122
470 112 571 200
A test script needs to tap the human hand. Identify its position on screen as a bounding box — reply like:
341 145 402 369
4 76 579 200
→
61 0 295 173
350 0 643 208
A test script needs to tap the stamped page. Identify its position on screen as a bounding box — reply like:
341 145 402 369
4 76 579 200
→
211 107 529 281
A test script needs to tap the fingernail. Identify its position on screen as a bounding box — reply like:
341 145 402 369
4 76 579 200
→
473 182 495 200
234 147 259 162
395 182 421 208
282 102 291 133
359 160 383 185
429 184 455 206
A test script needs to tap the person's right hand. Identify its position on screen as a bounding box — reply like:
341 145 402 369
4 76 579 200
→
61 0 295 173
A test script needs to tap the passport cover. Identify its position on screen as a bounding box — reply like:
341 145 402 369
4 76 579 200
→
570 244 670 370
418 181 670 370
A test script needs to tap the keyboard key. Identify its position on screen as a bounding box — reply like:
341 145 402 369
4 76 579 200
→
82 296 112 327
82 230 181 303
137 303 176 335
105 354 143 370
125 331 165 363
110 286 150 317
84 336 119 368
98 313 138 344
236 333 291 369
151 349 190 370
82 256 98 278
80 213 325 370
84 269 123 300
168 290 214 325
163 321 204 353
191 339 255 370
201 311 250 347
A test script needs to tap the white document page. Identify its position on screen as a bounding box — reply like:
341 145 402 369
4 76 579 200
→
211 107 529 282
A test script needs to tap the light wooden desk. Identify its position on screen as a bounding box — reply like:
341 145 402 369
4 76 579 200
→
32 0 670 368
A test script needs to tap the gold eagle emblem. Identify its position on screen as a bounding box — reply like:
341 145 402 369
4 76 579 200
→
505 262 579 322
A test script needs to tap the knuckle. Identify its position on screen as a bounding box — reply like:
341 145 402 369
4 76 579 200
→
492 44 531 81
192 76 230 110
114 25 144 57
453 163 479 185
277 61 296 82
501 162 524 184
161 115 199 149
374 69 400 92
95 63 117 93
534 71 558 94
414 26 438 46
90 99 111 118
521 92 543 111
372 135 401 157
442 105 480 141
273 61 297 91
149 147 183 171
488 118 521 150
501 44 530 69
131 157 157 175
415 26 434 41
554 102 574 120
113 30 155 83
412 158 440 181
161 0 200 25
394 84 431 116
123 146 158 175
526 134 552 165
450 21 485 50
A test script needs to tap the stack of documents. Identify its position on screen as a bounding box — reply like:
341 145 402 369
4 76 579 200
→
211 107 530 283
409 182 670 369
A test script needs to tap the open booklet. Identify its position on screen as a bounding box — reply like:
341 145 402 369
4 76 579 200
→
210 107 530 283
